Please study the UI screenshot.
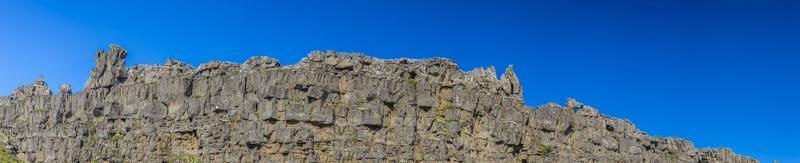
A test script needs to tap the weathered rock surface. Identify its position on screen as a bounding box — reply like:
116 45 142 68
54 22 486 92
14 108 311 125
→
0 45 756 162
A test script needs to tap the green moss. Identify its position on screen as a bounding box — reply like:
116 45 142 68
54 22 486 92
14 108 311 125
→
13 122 23 129
289 96 305 103
341 154 355 162
538 144 555 155
111 134 123 142
111 148 121 155
358 97 367 105
356 97 368 111
83 133 98 151
89 134 97 143
434 117 446 123
0 149 16 162
181 154 200 163
84 120 97 131
436 101 454 119
403 78 417 86
434 101 453 120
33 107 48 113
437 101 453 111
0 135 20 163
0 136 9 144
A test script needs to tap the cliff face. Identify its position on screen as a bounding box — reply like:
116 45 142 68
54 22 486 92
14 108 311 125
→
0 45 755 162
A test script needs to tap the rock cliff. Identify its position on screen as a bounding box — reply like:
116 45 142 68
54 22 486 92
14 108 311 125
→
0 45 756 162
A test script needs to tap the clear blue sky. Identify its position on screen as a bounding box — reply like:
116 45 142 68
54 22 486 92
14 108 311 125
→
1 0 797 161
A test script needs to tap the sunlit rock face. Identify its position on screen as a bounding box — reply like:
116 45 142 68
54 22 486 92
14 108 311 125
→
0 45 756 162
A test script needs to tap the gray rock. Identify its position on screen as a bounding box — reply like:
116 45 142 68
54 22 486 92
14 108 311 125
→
500 65 522 96
59 83 72 94
84 44 128 90
0 45 757 163
11 76 51 97
243 56 280 70
306 86 327 100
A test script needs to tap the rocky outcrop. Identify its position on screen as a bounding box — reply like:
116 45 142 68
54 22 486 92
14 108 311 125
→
83 44 128 90
10 76 51 98
0 45 756 162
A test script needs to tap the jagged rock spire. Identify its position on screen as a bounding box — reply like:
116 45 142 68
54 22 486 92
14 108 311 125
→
500 65 522 97
84 44 128 90
486 66 497 80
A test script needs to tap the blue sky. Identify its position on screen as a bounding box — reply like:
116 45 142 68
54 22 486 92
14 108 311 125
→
1 0 798 161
